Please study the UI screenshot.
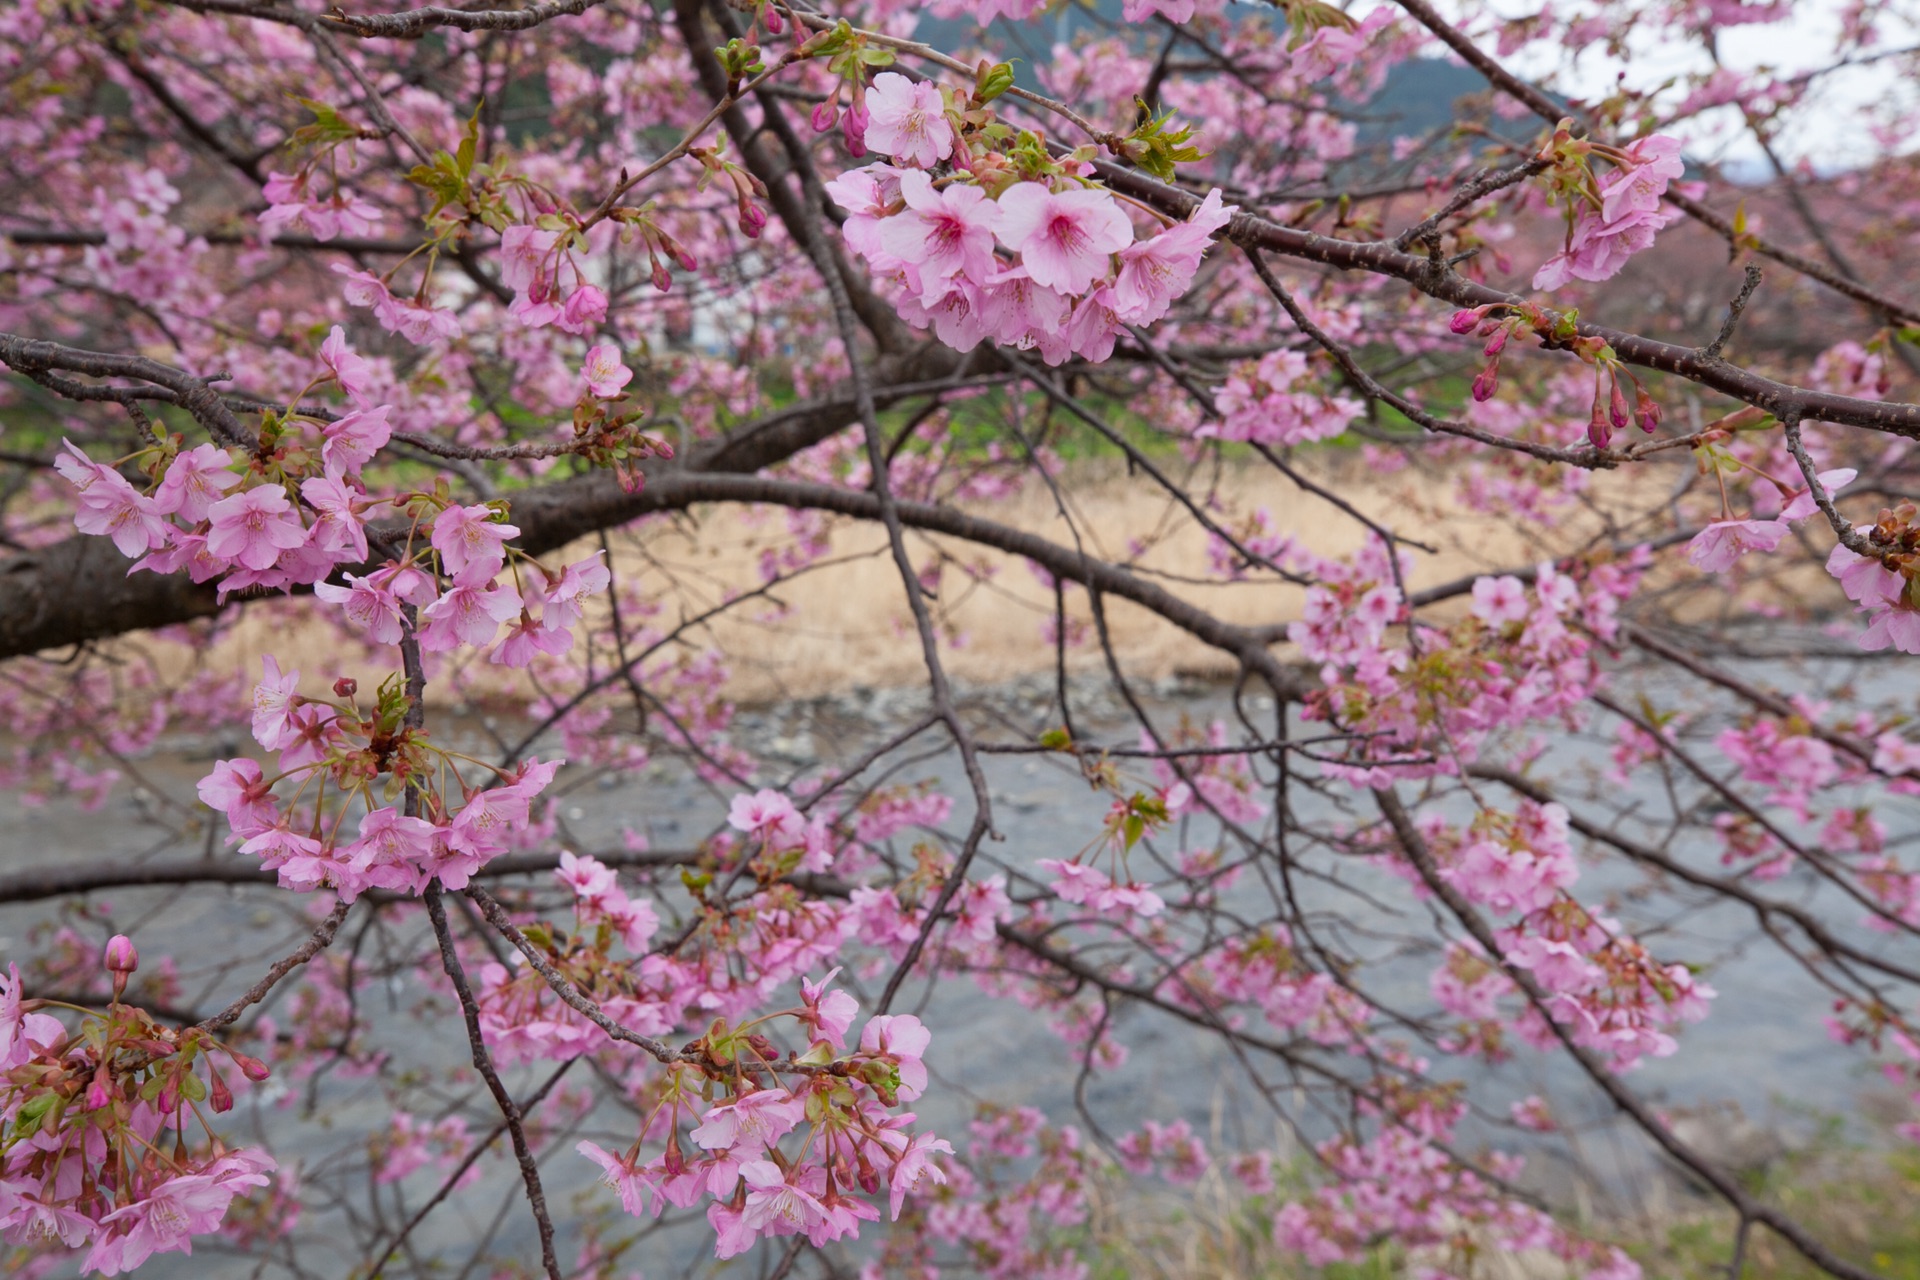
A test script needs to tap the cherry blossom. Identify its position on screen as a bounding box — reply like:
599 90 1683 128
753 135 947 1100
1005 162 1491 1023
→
865 72 953 168
995 182 1134 295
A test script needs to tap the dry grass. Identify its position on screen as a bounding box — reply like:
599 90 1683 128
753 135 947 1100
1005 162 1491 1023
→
180 454 1678 706
1068 1141 1920 1280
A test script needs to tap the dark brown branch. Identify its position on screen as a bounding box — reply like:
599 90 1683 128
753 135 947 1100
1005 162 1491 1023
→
0 333 248 446
1090 171 1920 438
328 0 607 38
0 848 701 907
424 885 562 1280
4 228 434 254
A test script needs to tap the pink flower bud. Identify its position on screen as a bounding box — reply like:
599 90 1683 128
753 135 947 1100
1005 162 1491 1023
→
1471 366 1499 402
811 99 839 133
86 1067 112 1111
1449 309 1482 335
842 103 869 158
1587 403 1613 450
651 257 673 293
738 198 768 240
232 1052 272 1082
1482 327 1509 358
1637 396 1662 433
764 6 782 33
208 1064 234 1114
104 935 139 975
1609 381 1630 431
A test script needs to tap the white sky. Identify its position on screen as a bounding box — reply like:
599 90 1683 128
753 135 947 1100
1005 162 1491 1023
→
1423 1 1920 174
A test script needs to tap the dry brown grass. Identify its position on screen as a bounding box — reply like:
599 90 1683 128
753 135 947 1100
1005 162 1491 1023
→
176 454 1689 706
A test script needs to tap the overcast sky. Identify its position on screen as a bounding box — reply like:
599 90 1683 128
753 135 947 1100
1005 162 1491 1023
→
1430 1 1920 174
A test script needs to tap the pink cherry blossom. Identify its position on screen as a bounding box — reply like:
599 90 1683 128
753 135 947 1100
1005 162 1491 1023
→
321 405 394 474
250 655 300 750
490 615 573 666
318 325 373 404
801 969 859 1047
878 170 1000 301
345 806 438 895
332 263 394 309
995 182 1134 295
207 485 307 571
556 283 608 336
859 1013 930 1100
1860 604 1920 655
882 1128 953 1219
1686 518 1789 573
739 1159 828 1239
865 72 953 168
300 472 371 561
315 571 407 644
728 788 802 840
499 225 560 294
1826 539 1904 608
1471 575 1530 624
196 758 278 835
691 1089 807 1154
418 573 520 651
58 442 171 557
152 444 240 522
431 504 520 579
1533 198 1682 291
535 552 610 629
581 343 632 398
1778 467 1859 521
578 1141 657 1218
1112 188 1235 324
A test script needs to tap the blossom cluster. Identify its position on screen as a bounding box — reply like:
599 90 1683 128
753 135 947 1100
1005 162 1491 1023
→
1825 500 1920 654
1289 538 1645 785
1201 348 1362 447
197 659 560 901
573 966 952 1257
826 72 1236 364
1532 133 1685 291
1 952 275 1275
55 325 617 662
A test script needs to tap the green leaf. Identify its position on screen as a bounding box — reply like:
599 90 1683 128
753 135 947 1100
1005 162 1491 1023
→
456 102 482 178
1119 102 1209 181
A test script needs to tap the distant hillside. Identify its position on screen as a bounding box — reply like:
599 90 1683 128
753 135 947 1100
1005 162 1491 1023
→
911 6 1528 146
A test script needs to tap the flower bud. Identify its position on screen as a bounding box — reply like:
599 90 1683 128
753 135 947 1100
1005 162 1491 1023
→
1449 308 1482 335
208 1063 234 1113
1587 402 1613 451
763 6 782 34
1637 396 1662 433
811 99 839 133
104 934 139 975
231 1052 272 1082
738 198 768 240
86 1066 112 1111
1471 366 1499 402
842 103 869 158
976 61 1016 103
1482 327 1509 358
